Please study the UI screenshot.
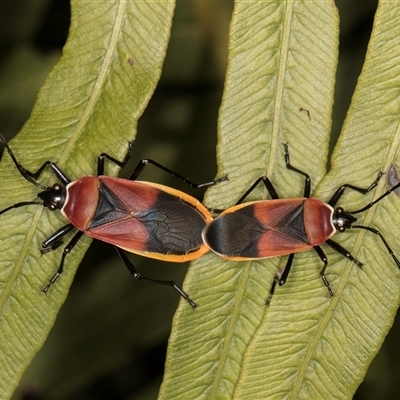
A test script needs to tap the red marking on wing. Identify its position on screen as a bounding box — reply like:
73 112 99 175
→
252 199 312 257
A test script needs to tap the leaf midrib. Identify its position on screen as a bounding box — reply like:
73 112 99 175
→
0 2 127 310
59 1 127 167
209 2 296 397
267 0 294 178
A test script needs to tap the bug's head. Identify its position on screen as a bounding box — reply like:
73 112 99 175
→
37 183 66 211
333 207 357 232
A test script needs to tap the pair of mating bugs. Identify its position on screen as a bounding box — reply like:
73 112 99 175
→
1 134 399 307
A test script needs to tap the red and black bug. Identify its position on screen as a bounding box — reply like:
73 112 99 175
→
203 144 400 304
0 134 226 307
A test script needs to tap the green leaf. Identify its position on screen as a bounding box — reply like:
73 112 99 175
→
161 1 400 399
0 1 174 398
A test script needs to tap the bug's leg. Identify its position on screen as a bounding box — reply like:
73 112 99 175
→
0 133 71 187
41 223 75 253
97 142 134 175
283 143 311 198
267 280 277 306
96 140 226 188
313 246 334 297
324 239 362 267
235 176 280 205
40 239 65 254
352 225 400 268
328 172 383 208
128 158 227 189
266 253 295 305
21 160 71 186
115 247 197 308
43 163 71 185
42 230 84 293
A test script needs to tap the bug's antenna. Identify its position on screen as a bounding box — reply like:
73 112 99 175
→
0 201 44 215
350 181 400 214
0 133 47 190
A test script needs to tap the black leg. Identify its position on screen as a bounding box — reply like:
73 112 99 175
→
324 239 362 267
350 180 400 214
115 247 197 308
97 142 134 175
313 246 334 297
327 172 383 208
236 176 280 205
96 141 227 189
21 160 71 186
266 279 277 306
283 143 311 198
42 163 71 185
41 223 75 252
128 158 227 189
278 253 295 286
266 253 295 305
42 230 85 293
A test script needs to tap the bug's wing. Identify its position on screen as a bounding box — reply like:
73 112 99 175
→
203 199 313 260
86 178 210 262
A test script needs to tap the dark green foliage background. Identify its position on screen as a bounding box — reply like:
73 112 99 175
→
0 0 399 399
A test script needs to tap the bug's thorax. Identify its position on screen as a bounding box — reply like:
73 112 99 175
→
303 198 336 245
332 207 357 232
60 176 100 230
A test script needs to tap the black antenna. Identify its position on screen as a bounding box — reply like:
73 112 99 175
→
0 133 47 190
350 181 400 214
